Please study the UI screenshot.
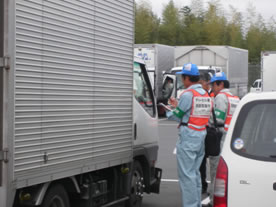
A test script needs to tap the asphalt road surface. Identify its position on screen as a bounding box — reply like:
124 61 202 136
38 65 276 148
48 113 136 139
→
142 119 210 207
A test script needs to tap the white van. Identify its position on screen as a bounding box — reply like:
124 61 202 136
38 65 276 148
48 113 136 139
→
214 92 276 207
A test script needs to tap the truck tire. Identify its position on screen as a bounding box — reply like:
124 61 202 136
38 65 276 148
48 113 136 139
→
40 184 70 207
126 161 144 207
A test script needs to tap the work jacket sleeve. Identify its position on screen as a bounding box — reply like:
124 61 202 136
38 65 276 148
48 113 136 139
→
213 93 228 125
166 91 193 122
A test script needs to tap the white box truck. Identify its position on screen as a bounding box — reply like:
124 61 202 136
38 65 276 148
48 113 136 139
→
261 51 276 91
172 45 248 98
0 1 161 207
134 44 175 100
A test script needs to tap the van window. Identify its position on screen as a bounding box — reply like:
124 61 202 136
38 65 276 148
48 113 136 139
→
162 77 174 99
133 62 155 117
231 101 276 162
252 81 258 88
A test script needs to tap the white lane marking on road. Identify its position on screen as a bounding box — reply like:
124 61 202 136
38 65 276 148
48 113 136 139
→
201 196 210 205
162 179 210 183
161 179 179 182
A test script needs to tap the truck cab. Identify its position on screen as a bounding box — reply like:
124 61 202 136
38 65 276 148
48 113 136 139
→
250 79 262 93
0 1 161 206
163 66 219 99
132 57 162 205
156 66 218 116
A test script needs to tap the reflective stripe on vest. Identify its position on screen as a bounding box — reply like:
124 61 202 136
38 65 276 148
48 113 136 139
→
185 89 213 131
219 92 240 131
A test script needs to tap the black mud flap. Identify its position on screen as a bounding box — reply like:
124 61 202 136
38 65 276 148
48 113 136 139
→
150 168 162 194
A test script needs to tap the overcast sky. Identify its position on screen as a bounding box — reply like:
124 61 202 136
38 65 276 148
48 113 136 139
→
142 0 276 20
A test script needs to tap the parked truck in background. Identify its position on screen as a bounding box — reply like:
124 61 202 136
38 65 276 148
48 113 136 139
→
0 1 161 207
250 79 262 92
250 51 276 93
134 44 175 100
167 45 248 99
164 65 220 99
261 51 276 92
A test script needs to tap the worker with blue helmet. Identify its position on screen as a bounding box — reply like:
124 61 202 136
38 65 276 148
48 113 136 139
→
207 71 239 207
175 63 200 76
166 63 212 207
210 72 227 83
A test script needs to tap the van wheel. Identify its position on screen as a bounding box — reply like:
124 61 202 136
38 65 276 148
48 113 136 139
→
127 161 144 207
40 184 70 207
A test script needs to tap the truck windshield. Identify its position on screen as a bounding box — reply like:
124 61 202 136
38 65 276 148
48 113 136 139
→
176 74 185 90
231 100 276 162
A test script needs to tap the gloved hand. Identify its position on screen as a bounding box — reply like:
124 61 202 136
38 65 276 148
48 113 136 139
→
169 97 178 108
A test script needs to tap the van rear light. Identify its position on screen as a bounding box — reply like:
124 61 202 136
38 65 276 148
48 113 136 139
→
214 157 228 207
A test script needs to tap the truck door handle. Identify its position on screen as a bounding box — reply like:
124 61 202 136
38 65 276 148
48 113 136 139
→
134 123 137 140
273 183 276 191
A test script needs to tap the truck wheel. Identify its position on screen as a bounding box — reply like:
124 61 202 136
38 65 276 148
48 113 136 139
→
127 161 144 207
40 184 70 207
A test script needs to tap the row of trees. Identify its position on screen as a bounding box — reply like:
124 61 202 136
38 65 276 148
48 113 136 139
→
135 0 276 64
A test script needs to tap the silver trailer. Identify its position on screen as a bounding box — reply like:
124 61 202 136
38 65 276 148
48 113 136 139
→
0 1 161 207
134 44 175 99
261 51 276 91
174 45 249 97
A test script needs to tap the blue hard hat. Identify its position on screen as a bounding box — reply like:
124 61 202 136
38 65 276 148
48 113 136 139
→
176 63 200 76
210 72 227 83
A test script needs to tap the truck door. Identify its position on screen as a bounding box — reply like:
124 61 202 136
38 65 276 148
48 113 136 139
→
0 0 3 186
250 80 261 93
162 75 176 100
133 62 158 146
156 74 176 117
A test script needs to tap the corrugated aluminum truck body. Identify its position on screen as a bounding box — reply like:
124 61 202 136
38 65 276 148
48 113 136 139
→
261 51 276 91
0 0 136 206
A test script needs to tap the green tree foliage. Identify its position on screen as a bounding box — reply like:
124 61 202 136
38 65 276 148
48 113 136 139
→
189 0 204 17
264 18 276 50
202 1 227 45
135 0 160 43
246 15 266 63
226 6 244 47
134 0 276 65
158 0 182 45
180 6 205 45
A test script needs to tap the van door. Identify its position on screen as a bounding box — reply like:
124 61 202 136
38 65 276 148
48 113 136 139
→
157 74 176 117
227 100 276 207
258 80 262 92
162 75 175 100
